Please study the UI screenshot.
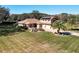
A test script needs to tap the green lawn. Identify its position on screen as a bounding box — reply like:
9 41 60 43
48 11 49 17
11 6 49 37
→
0 30 79 53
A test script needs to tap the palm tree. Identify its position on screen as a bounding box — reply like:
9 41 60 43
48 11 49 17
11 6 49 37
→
52 20 66 34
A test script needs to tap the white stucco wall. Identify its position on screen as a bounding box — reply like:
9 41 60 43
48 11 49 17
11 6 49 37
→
37 24 51 30
18 23 52 31
42 24 51 30
37 24 40 29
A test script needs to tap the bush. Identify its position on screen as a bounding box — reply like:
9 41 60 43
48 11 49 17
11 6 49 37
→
38 28 45 31
15 26 26 32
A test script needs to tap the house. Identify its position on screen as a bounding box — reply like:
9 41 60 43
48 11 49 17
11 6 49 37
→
18 18 41 30
18 16 57 31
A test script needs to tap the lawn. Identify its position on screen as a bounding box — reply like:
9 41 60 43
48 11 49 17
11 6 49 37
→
0 30 79 53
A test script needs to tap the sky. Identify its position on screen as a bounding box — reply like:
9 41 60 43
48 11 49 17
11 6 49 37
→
1 5 79 15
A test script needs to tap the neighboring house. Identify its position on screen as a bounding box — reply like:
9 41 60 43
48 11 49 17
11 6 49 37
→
18 16 56 31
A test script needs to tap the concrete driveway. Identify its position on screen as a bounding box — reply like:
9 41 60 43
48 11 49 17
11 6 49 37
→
43 26 79 36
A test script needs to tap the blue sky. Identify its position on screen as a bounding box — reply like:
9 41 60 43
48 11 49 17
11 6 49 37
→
2 5 79 15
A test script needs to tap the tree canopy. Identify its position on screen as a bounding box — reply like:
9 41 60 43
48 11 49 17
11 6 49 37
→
0 6 10 23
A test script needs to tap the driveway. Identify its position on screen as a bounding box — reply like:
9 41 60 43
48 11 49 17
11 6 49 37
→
63 31 79 36
43 27 79 36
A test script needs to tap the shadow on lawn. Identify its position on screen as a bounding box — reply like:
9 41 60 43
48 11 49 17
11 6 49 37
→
71 28 79 31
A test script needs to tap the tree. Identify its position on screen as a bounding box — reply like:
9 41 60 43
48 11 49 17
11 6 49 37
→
9 14 18 22
8 10 49 22
0 6 10 22
68 14 76 25
31 10 41 19
52 20 66 33
59 13 68 22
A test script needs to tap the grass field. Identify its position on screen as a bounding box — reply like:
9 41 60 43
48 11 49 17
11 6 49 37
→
0 30 79 53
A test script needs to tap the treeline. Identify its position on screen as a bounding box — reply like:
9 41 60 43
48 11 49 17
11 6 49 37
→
52 13 79 33
58 13 79 24
7 11 49 22
0 6 49 23
0 6 79 24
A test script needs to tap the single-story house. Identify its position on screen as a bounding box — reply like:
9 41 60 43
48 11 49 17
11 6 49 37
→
18 16 56 31
18 18 41 30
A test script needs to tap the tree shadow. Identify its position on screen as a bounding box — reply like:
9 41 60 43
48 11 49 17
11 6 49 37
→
71 29 79 31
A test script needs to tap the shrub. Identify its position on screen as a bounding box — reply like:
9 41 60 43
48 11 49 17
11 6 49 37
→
38 28 45 31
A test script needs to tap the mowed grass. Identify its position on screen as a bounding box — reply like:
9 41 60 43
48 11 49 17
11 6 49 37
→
0 31 79 53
